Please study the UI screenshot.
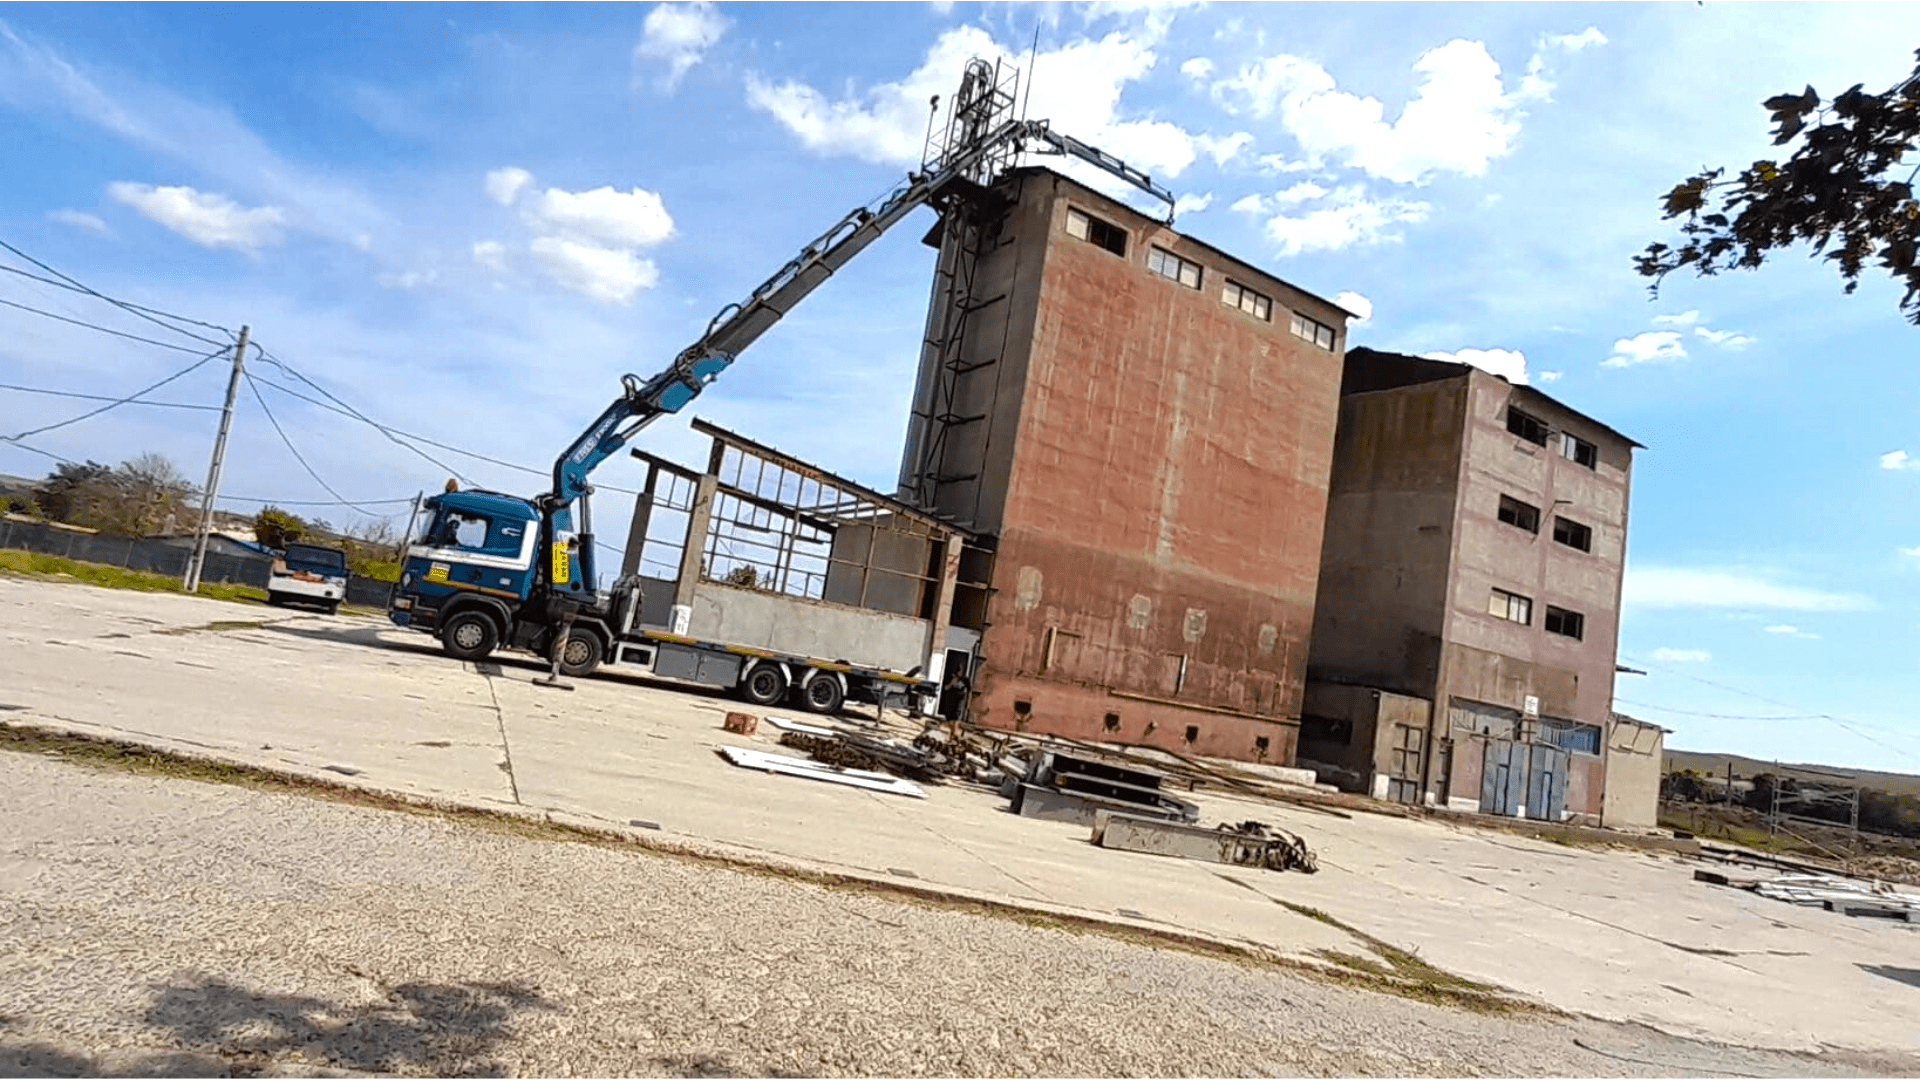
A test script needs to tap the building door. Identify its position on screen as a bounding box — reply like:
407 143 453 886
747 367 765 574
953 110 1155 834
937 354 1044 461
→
1481 739 1525 817
1386 723 1425 805
1526 744 1570 821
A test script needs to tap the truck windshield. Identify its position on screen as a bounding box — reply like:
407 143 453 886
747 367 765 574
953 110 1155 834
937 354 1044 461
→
284 544 348 573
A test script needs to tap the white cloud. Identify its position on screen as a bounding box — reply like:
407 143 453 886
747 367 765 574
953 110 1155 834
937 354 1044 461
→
1256 153 1316 174
1651 648 1711 664
1272 180 1328 206
1903 545 1920 560
1173 192 1212 216
1764 624 1821 640
635 1 729 90
472 240 507 271
528 185 675 248
486 166 532 207
1229 193 1266 214
1623 567 1872 613
1882 450 1920 471
1603 330 1687 368
746 25 1206 187
1694 326 1754 349
529 236 658 304
1536 370 1563 384
1517 27 1608 102
376 269 437 290
1180 57 1214 81
1335 290 1372 323
1422 347 1530 385
1260 185 1428 256
1213 40 1526 185
1194 130 1252 166
1543 27 1608 52
930 0 955 12
1652 310 1702 327
106 182 283 251
47 208 108 235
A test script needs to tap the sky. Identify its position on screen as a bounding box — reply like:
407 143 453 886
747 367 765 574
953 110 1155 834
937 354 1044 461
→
2 2 1918 771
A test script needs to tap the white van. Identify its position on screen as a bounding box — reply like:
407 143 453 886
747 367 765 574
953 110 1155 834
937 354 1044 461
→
268 542 349 615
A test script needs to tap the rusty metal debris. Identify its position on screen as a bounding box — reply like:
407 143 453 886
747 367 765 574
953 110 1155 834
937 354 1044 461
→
1091 811 1318 874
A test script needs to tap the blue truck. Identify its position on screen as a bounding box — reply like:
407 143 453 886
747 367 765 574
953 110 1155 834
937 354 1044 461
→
386 60 1171 715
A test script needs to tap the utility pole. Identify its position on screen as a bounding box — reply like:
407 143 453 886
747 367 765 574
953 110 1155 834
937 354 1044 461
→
184 325 249 594
396 490 424 561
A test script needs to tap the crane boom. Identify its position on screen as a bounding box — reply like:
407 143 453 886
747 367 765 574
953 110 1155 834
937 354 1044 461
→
547 93 1174 514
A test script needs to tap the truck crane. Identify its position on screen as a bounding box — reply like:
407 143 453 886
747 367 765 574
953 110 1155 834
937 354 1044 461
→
387 59 1174 713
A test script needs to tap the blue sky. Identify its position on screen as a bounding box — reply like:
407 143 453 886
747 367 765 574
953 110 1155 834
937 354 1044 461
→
2 2 1918 770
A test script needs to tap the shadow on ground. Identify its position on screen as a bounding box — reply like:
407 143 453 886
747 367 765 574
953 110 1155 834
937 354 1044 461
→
1859 963 1920 989
0 975 553 1077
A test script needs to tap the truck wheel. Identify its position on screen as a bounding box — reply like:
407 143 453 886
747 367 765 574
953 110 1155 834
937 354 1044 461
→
326 602 341 617
799 672 844 715
441 610 499 662
556 629 604 677
741 663 789 707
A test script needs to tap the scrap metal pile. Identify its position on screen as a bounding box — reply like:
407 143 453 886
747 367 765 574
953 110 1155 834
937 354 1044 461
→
1695 844 1920 923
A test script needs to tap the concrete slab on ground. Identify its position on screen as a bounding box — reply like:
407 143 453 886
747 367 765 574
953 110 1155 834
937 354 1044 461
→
7 575 1920 1056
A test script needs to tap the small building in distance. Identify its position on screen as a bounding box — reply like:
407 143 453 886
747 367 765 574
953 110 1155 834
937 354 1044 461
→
896 166 1354 762
1300 347 1640 823
1604 713 1669 831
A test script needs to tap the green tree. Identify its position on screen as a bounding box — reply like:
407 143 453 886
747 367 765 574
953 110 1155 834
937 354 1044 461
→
31 461 114 524
1636 49 1920 323
253 506 307 550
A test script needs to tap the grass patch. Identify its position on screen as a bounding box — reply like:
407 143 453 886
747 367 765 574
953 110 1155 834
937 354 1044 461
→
0 550 266 604
0 720 1540 1015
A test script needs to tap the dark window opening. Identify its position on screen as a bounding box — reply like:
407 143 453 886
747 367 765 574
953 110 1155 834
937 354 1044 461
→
1562 432 1598 469
1553 516 1593 552
1255 735 1272 757
1103 712 1121 733
1507 406 1550 447
1013 699 1032 717
1544 605 1585 640
1184 725 1200 744
1498 494 1541 534
1065 208 1127 257
1301 716 1354 746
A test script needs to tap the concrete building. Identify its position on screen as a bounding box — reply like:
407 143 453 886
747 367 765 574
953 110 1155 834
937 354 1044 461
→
1301 347 1639 822
1603 713 1669 831
896 167 1353 762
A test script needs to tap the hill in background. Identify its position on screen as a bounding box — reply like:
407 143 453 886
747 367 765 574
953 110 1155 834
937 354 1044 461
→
1665 748 1920 798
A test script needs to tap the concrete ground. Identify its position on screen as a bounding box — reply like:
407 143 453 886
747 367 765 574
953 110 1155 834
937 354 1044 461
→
5 576 1920 1069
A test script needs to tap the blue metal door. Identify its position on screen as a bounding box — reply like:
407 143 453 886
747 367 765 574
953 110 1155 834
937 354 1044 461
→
1481 740 1524 816
1526 744 1569 821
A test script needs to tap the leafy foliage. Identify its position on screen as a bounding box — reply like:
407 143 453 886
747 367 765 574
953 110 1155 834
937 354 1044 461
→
253 506 306 550
30 454 196 536
1637 49 1920 323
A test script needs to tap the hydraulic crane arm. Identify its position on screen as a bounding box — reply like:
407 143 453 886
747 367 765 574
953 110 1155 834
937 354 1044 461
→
548 91 1176 510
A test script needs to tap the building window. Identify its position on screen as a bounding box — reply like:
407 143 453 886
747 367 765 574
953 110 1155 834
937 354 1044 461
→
1497 494 1541 534
1562 432 1598 469
1553 516 1593 553
1540 717 1602 755
1289 311 1336 350
1221 279 1272 321
1488 587 1532 625
1544 605 1585 640
1065 208 1127 256
1147 246 1202 289
1506 406 1550 447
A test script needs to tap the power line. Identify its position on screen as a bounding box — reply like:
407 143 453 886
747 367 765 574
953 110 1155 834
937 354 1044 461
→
0 382 219 411
1613 698 1828 722
1621 653 1920 762
0 262 232 338
251 348 474 488
217 493 416 507
1 346 228 444
247 358 642 497
0 237 232 348
243 372 382 517
0 295 220 355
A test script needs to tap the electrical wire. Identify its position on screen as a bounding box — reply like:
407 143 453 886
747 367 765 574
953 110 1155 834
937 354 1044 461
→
251 348 473 488
0 263 232 338
1613 699 1828 722
0 237 233 348
0 382 219 411
243 372 383 517
1 346 228 444
3 441 72 463
0 295 221 355
1621 653 1920 761
217 494 417 507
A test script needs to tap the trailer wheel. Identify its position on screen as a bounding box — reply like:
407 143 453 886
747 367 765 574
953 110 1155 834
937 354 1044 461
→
799 671 844 714
440 610 499 662
556 628 604 677
741 663 789 707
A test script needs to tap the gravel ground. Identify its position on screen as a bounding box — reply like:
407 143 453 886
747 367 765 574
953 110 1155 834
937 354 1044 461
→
0 750 1904 1078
